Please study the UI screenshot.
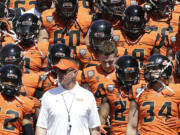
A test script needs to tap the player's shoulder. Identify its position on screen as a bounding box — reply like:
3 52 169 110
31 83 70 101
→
41 8 56 24
168 83 180 94
76 45 88 50
36 41 49 51
41 8 55 17
76 45 89 54
83 65 97 78
22 72 40 84
102 80 117 93
37 41 49 47
131 80 147 99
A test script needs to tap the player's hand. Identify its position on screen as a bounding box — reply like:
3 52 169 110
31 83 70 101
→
166 116 180 129
99 124 108 134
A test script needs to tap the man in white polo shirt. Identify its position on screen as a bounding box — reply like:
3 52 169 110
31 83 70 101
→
35 58 101 135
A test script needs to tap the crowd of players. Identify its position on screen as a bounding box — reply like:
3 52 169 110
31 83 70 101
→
0 0 180 134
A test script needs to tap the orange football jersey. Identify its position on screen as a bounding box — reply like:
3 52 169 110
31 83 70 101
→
82 65 116 107
132 83 180 135
148 14 179 53
101 81 130 135
117 29 158 80
21 72 44 97
18 41 49 74
174 2 180 15
9 0 36 11
0 94 35 135
41 5 92 47
74 45 100 68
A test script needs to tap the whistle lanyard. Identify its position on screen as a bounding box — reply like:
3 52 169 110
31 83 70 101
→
62 93 75 135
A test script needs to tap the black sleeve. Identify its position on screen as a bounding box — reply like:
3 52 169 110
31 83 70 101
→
22 124 34 135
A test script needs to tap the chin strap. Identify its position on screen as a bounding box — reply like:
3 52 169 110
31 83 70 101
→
34 39 46 59
15 95 24 104
157 80 175 94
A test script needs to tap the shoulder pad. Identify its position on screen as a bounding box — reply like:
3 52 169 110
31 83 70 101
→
107 84 115 92
46 16 54 23
87 70 95 78
79 49 87 56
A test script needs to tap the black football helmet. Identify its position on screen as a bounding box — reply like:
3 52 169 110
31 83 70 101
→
89 20 113 52
0 64 22 99
55 0 78 19
36 0 52 13
95 0 126 17
175 50 180 78
116 55 139 90
0 44 23 67
48 43 71 66
16 13 40 47
144 54 172 83
122 5 147 39
145 0 174 19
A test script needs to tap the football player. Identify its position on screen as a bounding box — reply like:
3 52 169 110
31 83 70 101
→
0 64 35 135
118 5 158 80
143 0 178 58
81 40 119 107
99 55 139 135
39 0 92 47
126 54 180 135
75 19 112 68
75 19 126 68
0 43 42 98
14 13 49 74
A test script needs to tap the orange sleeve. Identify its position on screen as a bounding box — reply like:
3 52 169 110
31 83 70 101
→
19 95 35 116
2 36 16 46
37 41 49 58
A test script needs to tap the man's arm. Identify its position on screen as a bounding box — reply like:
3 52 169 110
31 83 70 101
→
22 116 34 135
35 126 47 135
90 127 101 135
98 96 110 134
99 97 110 125
126 100 139 135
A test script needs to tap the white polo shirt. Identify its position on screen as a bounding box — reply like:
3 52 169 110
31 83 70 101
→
36 82 100 135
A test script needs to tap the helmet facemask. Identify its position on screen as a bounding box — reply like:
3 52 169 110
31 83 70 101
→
116 66 139 90
122 5 147 40
16 19 40 47
0 72 21 99
148 0 174 19
144 59 172 83
55 0 78 19
99 0 126 17
89 31 112 52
